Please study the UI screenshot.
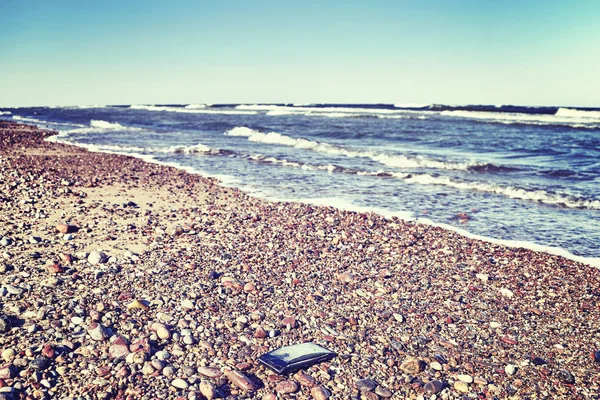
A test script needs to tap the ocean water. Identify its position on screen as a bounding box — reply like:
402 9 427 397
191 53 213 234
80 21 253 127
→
2 103 599 265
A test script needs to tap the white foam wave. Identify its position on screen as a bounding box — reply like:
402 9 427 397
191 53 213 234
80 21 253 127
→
165 143 215 154
555 108 600 119
394 103 429 109
12 115 42 123
224 127 472 171
403 173 600 209
0 111 11 116
237 104 406 115
441 110 600 128
130 104 257 115
184 104 207 109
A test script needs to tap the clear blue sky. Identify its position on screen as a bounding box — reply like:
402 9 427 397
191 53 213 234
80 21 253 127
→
1 0 599 107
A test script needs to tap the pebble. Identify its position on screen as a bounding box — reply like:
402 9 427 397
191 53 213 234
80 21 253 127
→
399 357 425 375
127 299 150 311
151 322 171 340
1 348 15 361
223 368 255 391
198 366 222 378
88 251 108 265
505 365 517 375
275 380 299 394
171 378 189 389
557 369 575 384
200 380 216 399
454 381 469 393
311 386 331 400
355 379 377 391
87 323 107 341
374 386 393 398
457 374 473 383
424 380 443 395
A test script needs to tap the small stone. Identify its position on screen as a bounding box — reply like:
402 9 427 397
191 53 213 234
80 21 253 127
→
1 348 15 362
127 299 150 311
181 299 194 309
87 323 107 341
489 321 501 328
198 366 222 378
454 381 469 393
172 378 189 389
0 316 10 333
56 224 78 234
375 386 393 398
275 380 299 394
457 374 473 383
254 326 267 339
476 273 489 282
399 357 425 375
430 361 442 371
282 316 297 329
155 350 170 360
243 282 255 292
424 380 443 395
311 386 331 400
47 263 63 274
109 336 130 358
355 379 377 392
88 251 108 265
473 377 488 385
505 364 517 375
30 357 51 370
337 272 354 283
531 357 547 366
392 313 404 323
557 369 575 384
142 362 155 375
500 288 514 298
151 322 170 340
163 366 176 377
295 370 316 388
0 365 16 379
223 368 256 391
200 380 216 399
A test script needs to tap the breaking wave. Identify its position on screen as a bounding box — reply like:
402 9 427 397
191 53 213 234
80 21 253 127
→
555 108 600 119
224 127 476 171
403 174 600 209
246 153 599 210
0 111 11 116
184 104 207 109
130 104 257 115
441 110 600 129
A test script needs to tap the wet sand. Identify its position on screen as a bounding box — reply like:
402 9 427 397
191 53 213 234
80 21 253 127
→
0 120 599 399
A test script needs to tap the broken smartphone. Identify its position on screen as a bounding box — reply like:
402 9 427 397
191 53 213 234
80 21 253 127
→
258 342 336 374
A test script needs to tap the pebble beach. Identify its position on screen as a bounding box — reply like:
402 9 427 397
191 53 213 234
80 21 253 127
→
0 120 599 399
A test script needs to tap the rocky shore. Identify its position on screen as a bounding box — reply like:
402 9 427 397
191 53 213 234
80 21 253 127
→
0 120 598 399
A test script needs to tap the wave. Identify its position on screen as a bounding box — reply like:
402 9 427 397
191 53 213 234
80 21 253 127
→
245 152 598 210
441 110 600 129
184 104 207 109
164 143 222 155
130 104 257 115
394 103 430 109
555 108 600 119
236 104 410 115
12 115 42 123
0 111 11 116
403 174 600 209
224 126 476 171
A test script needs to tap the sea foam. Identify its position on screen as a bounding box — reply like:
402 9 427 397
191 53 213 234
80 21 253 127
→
130 104 257 115
225 126 474 171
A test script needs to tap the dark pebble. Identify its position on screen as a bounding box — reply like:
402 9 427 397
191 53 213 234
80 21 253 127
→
355 379 377 392
557 369 575 384
531 357 547 366
0 315 11 333
30 357 51 370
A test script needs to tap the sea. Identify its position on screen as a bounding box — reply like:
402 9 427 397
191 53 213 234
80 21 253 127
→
1 103 599 265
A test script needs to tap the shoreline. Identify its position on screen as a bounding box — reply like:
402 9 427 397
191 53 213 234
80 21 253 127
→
1 121 599 398
43 119 599 268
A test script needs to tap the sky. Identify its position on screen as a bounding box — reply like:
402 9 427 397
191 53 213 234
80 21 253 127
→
1 0 599 107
